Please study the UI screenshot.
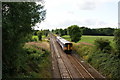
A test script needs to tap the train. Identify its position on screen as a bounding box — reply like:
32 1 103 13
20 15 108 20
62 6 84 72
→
56 36 72 53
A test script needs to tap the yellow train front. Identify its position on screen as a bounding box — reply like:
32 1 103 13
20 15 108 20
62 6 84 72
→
63 43 72 53
56 36 73 53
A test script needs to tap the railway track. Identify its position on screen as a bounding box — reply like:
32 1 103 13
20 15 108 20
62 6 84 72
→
50 34 72 79
50 34 105 79
67 54 95 80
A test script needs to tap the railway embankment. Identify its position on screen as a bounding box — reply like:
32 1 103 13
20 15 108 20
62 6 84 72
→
73 42 120 79
20 42 52 78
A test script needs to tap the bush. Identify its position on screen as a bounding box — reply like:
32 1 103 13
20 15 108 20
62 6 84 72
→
73 43 120 78
20 43 51 78
73 43 93 61
94 38 112 53
114 29 120 56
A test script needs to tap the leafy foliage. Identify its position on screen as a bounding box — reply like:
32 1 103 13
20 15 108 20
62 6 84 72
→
94 38 112 53
80 27 115 36
2 2 46 78
73 43 120 78
52 26 115 38
114 29 120 53
68 25 82 42
21 43 51 78
42 29 50 36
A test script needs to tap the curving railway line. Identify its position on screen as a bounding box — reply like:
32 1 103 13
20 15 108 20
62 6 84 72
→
50 33 105 79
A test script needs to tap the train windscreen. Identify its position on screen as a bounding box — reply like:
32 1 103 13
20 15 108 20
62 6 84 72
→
65 43 72 50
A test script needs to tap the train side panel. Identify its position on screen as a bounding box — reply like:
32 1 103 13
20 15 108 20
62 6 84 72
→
56 36 72 53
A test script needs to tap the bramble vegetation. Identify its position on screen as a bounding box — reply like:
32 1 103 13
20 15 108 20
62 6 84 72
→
94 38 112 53
20 43 51 78
72 29 120 78
114 29 120 54
73 41 120 78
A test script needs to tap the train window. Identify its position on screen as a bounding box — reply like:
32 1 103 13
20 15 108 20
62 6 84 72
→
65 43 72 46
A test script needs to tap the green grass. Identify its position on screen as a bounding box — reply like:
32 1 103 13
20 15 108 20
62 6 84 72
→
42 35 46 38
62 35 115 47
62 35 71 41
32 35 38 39
32 35 39 41
32 35 47 41
79 35 114 44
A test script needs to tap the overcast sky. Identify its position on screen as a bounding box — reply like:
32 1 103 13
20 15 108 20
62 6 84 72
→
35 0 119 30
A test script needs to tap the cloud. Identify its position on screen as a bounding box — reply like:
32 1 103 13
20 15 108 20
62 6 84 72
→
75 0 117 10
35 0 118 30
34 18 114 30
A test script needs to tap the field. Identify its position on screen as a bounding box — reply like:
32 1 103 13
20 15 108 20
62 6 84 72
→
32 35 39 41
62 35 115 46
32 35 47 41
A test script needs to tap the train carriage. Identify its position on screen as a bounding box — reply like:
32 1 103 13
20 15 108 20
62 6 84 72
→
56 36 72 53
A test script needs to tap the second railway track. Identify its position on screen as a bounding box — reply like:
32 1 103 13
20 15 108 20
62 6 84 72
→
67 54 95 80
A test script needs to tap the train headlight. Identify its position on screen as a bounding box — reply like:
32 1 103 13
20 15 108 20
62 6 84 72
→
64 47 67 50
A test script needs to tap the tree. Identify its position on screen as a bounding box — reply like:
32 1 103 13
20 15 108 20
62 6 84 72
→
2 2 46 77
43 29 50 36
114 29 120 54
37 31 42 41
80 27 92 35
33 30 39 35
64 28 68 35
54 29 59 35
59 28 64 36
79 27 115 36
68 25 82 42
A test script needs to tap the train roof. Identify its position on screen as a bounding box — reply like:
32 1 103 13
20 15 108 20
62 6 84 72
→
57 36 71 44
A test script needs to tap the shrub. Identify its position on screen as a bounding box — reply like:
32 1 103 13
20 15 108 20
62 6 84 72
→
114 29 120 57
73 39 120 78
21 43 51 78
94 38 112 53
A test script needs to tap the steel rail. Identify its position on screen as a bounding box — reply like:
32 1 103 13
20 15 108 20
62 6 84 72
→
72 56 95 80
67 54 85 79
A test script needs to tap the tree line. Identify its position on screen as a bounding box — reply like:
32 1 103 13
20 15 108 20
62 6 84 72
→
52 26 115 36
32 29 50 41
52 25 116 42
